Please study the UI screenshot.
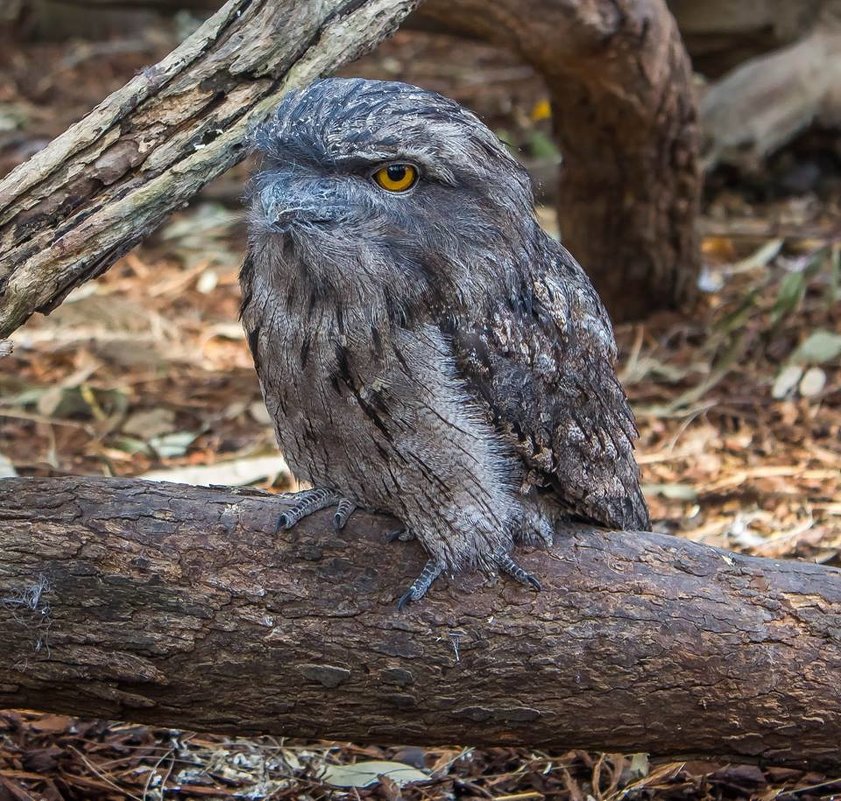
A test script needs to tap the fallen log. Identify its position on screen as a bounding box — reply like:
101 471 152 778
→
1 476 839 770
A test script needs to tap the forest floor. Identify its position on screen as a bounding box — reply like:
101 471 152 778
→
1 21 840 801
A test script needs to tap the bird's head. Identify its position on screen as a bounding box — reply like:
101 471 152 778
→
247 78 539 313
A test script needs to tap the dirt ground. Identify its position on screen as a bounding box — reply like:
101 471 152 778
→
0 19 839 801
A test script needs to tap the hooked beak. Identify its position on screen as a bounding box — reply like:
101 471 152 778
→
259 178 343 232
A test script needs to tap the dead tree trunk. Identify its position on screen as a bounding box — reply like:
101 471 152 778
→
413 0 702 322
0 0 701 333
1 476 839 770
0 0 420 339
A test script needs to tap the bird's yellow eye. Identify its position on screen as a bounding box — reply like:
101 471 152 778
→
372 163 418 192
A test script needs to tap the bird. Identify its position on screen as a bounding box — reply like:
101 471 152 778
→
240 77 650 607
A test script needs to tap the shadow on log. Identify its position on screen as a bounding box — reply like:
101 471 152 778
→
1 477 839 770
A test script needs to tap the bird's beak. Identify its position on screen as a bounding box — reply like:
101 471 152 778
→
260 187 309 231
259 178 341 231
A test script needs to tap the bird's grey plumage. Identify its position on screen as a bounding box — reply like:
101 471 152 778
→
240 77 649 602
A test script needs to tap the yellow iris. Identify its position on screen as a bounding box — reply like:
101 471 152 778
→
372 163 418 192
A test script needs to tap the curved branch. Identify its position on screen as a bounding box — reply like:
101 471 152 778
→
410 0 702 321
0 0 419 338
1 477 839 770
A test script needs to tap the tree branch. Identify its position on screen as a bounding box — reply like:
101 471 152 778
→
0 0 419 338
1 477 839 769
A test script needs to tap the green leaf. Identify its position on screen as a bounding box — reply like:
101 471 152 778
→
829 244 840 303
319 761 428 789
629 753 650 779
714 287 760 334
771 271 805 324
772 365 803 399
111 436 152 456
791 330 841 365
729 238 783 274
148 431 199 458
799 367 827 398
528 129 560 160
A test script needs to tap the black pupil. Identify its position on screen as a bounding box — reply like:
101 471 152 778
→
387 165 407 182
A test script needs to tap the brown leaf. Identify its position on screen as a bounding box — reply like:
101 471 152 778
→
22 746 63 774
27 715 73 734
710 764 767 786
0 777 35 801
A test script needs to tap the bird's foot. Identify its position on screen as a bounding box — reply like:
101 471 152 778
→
397 558 444 610
393 544 540 609
492 548 542 591
333 497 357 530
277 488 357 531
385 527 415 543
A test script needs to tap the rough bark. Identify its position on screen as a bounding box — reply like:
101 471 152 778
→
0 476 839 770
0 0 420 339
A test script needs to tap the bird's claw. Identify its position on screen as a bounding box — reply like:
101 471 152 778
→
492 548 542 591
385 527 415 543
397 558 444 610
333 498 357 530
395 548 540 609
277 488 356 531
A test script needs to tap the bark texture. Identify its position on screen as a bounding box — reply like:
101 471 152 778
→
413 0 702 321
0 0 419 338
1 477 839 770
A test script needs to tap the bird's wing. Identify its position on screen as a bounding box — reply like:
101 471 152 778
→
445 245 650 531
